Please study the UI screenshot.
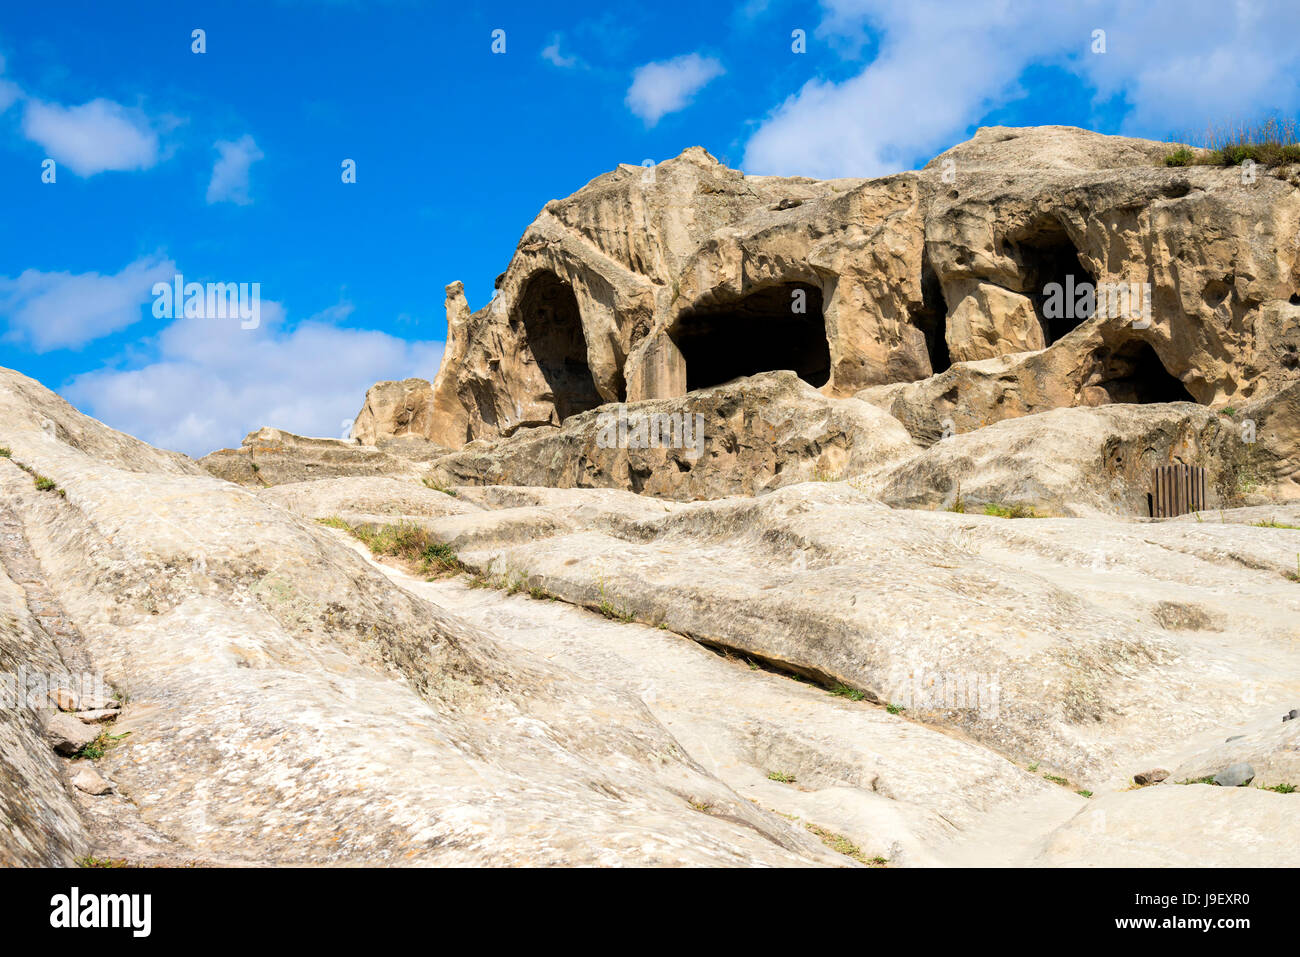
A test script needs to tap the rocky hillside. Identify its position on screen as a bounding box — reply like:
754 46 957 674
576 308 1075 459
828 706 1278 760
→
6 363 1300 867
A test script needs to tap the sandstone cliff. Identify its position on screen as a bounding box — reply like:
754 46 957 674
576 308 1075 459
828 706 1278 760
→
384 126 1300 454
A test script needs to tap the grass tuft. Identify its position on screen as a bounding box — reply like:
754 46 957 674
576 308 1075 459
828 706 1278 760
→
75 728 130 761
982 502 1040 519
831 683 866 701
804 823 887 866
1164 117 1300 168
322 519 463 577
422 476 458 496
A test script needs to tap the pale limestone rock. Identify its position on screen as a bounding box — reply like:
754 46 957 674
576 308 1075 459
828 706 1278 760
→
72 766 113 796
853 402 1246 517
45 712 98 756
0 366 841 867
47 687 79 712
944 280 1044 362
350 378 438 445
6 362 1300 866
1035 786 1300 867
0 564 88 865
425 371 918 501
199 427 441 487
397 482 1300 787
1166 715 1300 790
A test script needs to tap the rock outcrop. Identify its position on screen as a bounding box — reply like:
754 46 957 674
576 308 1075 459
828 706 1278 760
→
200 426 445 487
426 371 917 501
358 126 1300 461
350 378 439 446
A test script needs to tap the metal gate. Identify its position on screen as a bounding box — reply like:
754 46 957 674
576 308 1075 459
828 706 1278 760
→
1150 464 1208 518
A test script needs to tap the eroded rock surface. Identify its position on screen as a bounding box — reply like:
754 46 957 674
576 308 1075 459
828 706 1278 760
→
0 367 842 867
277 475 1300 865
425 371 917 501
200 426 444 488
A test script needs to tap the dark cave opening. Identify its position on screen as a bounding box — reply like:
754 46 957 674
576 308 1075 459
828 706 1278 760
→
515 271 603 421
671 282 831 392
911 251 950 376
1009 219 1096 345
1094 340 1196 404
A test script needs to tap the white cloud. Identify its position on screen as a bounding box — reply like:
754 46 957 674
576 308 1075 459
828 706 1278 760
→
63 301 444 458
20 97 162 176
626 53 725 126
742 0 1300 178
206 135 264 205
541 35 579 68
0 255 176 352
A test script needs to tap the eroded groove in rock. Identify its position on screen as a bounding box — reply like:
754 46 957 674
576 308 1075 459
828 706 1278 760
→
0 494 94 678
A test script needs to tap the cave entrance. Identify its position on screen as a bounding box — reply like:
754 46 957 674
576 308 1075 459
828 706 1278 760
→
671 282 830 392
1094 340 1196 404
911 251 950 376
516 271 603 421
1009 218 1096 345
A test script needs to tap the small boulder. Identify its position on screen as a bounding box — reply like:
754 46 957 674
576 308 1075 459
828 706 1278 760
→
47 687 80 712
72 766 113 795
73 709 120 724
1133 769 1169 786
1213 763 1256 787
79 693 119 711
44 712 99 755
1284 709 1299 723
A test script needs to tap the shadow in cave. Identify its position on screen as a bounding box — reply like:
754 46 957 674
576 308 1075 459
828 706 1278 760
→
671 282 830 392
1093 340 1196 403
911 251 950 376
1009 218 1096 345
515 271 603 421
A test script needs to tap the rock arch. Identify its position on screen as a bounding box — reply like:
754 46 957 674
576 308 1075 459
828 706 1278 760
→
514 270 603 421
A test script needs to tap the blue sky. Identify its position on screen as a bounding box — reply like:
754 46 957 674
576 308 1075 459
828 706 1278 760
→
2 0 1298 456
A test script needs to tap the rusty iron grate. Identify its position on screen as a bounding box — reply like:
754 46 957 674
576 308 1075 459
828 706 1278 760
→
1149 464 1208 518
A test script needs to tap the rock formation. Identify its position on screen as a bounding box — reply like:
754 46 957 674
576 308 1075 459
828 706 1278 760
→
366 126 1300 461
